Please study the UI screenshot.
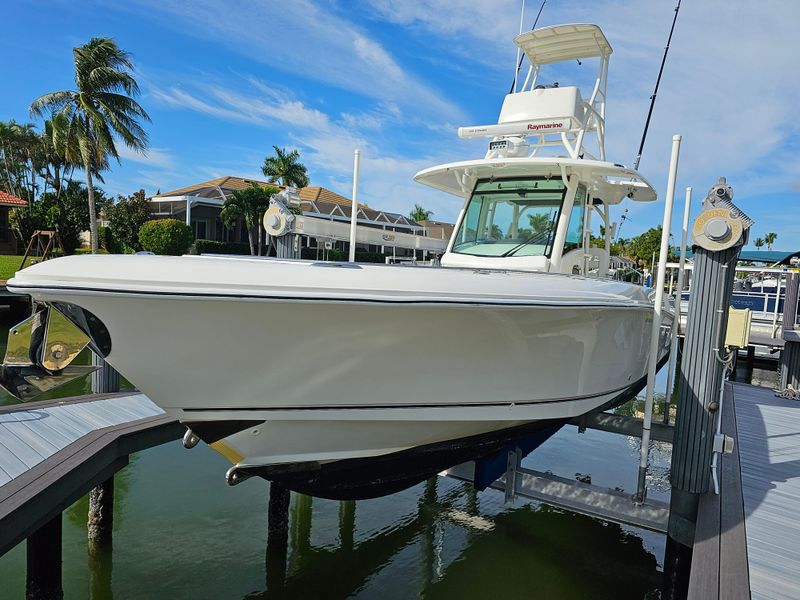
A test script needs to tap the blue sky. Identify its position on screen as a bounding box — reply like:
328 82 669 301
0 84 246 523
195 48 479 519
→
2 0 799 246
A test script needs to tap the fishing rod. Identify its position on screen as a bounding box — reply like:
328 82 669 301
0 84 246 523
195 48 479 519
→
633 0 682 170
510 0 547 94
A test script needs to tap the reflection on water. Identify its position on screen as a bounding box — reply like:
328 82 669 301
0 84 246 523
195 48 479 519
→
0 438 665 599
0 304 781 599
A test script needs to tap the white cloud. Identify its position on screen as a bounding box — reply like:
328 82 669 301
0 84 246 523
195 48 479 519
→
116 144 176 169
127 0 465 122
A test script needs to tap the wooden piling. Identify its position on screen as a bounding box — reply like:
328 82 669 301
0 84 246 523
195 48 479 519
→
87 354 120 551
87 477 114 549
26 514 63 600
266 482 290 594
338 500 355 552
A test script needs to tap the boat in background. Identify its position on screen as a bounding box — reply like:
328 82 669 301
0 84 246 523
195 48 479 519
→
0 24 673 499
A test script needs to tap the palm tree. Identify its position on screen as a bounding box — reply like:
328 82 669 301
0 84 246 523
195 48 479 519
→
764 232 777 251
754 237 765 250
262 146 309 188
30 37 150 253
221 183 277 256
409 204 433 222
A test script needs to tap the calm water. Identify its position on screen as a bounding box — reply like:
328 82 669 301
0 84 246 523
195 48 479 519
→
0 307 778 599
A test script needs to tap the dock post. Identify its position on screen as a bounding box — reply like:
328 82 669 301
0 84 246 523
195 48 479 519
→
26 514 63 600
668 178 751 548
339 500 356 552
88 354 120 550
266 482 290 594
663 186 693 424
780 272 800 391
91 353 120 395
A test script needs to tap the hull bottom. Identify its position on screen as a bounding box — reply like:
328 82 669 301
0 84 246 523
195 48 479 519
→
211 362 659 500
238 419 566 500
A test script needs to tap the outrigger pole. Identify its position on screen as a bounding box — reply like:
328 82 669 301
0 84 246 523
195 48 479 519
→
509 0 546 94
633 0 682 170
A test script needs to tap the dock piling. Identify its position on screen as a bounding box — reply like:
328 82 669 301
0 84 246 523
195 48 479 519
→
87 354 120 551
26 514 63 600
87 477 114 549
266 482 290 594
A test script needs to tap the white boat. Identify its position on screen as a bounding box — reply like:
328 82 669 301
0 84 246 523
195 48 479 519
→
1 24 672 498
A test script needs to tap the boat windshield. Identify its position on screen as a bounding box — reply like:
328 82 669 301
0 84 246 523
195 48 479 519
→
451 177 568 257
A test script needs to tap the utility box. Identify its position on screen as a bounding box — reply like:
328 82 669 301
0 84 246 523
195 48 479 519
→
725 307 752 348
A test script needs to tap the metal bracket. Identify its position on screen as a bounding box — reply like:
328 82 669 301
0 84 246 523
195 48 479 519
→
713 433 735 454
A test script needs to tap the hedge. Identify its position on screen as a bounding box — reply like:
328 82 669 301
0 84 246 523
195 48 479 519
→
138 219 194 256
193 239 252 255
300 248 387 263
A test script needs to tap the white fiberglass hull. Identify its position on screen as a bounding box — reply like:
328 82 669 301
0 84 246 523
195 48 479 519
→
8 255 671 487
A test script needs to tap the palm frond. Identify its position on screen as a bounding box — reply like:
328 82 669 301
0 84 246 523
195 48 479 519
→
30 90 74 118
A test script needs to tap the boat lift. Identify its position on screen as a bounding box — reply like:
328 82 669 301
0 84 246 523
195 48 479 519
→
263 189 448 260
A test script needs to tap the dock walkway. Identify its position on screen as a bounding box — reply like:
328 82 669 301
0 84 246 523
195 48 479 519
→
690 382 800 600
0 392 182 556
735 382 800 599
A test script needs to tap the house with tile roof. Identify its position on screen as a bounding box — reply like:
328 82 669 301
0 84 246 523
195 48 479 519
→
0 191 28 254
150 176 445 258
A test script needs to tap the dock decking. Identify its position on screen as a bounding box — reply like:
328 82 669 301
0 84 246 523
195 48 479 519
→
735 382 800 599
0 392 182 556
690 382 800 600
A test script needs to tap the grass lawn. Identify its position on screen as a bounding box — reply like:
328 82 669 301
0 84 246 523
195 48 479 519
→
0 249 111 280
0 256 32 281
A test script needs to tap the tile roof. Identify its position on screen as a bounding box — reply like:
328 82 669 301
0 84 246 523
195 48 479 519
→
299 186 367 209
0 191 28 207
153 176 281 198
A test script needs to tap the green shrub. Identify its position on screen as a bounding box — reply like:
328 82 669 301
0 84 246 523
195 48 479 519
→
138 219 194 256
105 189 152 252
194 239 252 255
98 226 124 253
300 248 387 263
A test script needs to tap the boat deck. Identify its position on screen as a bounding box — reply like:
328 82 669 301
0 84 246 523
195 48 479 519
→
690 382 800 599
0 392 182 556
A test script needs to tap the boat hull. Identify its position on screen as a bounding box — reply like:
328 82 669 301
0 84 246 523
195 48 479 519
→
6 255 671 497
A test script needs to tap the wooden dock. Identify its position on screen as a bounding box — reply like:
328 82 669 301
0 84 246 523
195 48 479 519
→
0 392 182 556
689 382 800 599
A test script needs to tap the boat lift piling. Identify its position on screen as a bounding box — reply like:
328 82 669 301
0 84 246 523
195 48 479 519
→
349 149 361 263
663 187 693 423
668 178 751 549
634 134 681 504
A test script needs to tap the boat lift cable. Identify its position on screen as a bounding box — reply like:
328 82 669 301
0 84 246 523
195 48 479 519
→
509 0 547 94
633 0 682 171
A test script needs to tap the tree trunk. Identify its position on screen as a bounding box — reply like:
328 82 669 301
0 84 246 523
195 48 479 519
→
84 159 98 254
247 227 255 256
257 226 262 257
